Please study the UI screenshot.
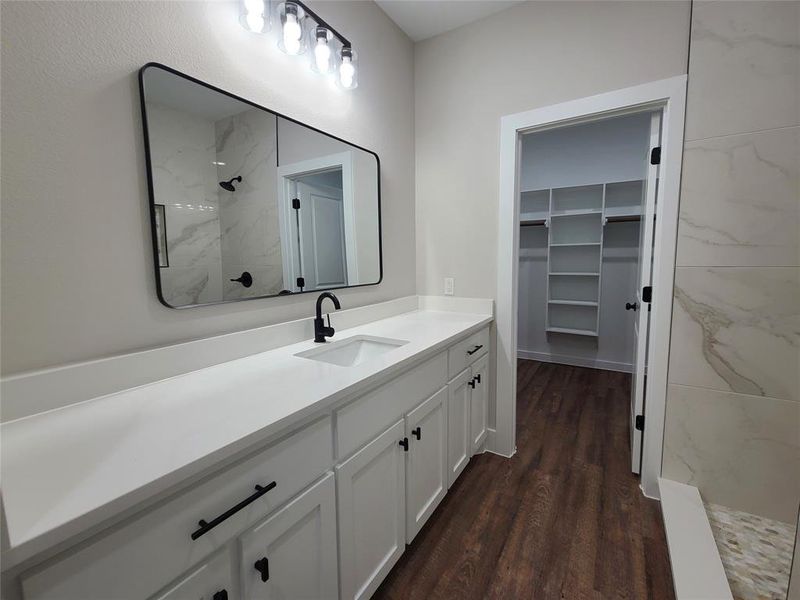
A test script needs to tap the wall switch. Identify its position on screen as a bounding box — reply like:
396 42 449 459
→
444 277 454 296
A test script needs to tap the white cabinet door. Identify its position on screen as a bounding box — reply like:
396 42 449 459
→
405 386 447 543
152 549 233 600
447 369 471 488
469 353 489 455
239 473 338 600
336 419 406 600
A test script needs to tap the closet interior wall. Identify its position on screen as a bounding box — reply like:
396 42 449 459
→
517 113 652 372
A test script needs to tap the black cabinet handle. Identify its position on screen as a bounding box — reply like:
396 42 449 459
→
191 481 277 540
399 437 409 451
468 378 476 389
474 373 481 384
467 344 484 356
412 427 421 440
626 302 638 311
213 591 228 600
254 557 270 582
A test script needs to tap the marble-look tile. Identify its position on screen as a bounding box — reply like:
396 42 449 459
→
677 127 799 267
160 265 220 307
662 384 800 523
669 267 800 402
685 0 800 141
164 203 222 267
215 109 285 287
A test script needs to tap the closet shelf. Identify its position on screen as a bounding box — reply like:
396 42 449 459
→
548 300 598 307
550 209 602 218
546 327 599 337
549 272 600 277
550 242 601 247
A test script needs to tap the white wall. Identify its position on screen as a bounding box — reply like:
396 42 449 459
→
519 112 652 191
414 0 691 299
414 0 690 427
0 0 414 375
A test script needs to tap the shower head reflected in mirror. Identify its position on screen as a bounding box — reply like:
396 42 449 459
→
219 176 242 192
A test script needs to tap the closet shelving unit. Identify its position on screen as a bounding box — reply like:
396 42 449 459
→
519 179 644 337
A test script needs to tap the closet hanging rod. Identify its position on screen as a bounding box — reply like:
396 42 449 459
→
520 220 547 227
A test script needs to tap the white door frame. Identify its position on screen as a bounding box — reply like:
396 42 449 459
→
277 151 357 291
496 76 687 499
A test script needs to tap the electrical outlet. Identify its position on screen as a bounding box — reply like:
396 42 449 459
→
444 277 454 296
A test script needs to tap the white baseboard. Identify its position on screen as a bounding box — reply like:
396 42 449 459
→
484 427 516 458
517 349 633 373
659 478 732 600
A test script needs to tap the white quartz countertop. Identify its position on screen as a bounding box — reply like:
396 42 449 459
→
1 309 491 564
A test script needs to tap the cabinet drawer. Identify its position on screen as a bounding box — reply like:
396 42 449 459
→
336 352 447 460
151 548 234 600
22 416 333 600
447 327 489 379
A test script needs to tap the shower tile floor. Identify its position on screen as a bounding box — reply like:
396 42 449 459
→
705 503 796 600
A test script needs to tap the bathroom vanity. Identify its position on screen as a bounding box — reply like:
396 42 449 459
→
0 298 493 600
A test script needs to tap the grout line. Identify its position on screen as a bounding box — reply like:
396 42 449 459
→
667 381 799 405
684 123 800 144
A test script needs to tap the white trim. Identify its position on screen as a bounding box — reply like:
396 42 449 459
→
497 76 687 497
517 350 633 374
277 151 357 290
659 478 733 600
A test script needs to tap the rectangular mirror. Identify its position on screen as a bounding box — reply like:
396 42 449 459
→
139 63 381 308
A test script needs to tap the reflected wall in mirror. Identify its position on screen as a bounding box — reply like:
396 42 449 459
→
139 64 381 308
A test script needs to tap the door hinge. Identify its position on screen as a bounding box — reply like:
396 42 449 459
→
635 415 645 431
642 286 652 303
650 147 661 165
296 276 305 289
292 198 300 210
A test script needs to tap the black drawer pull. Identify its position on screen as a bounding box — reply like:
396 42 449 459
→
467 344 483 356
399 437 409 451
213 590 228 600
254 557 270 582
474 373 481 384
191 481 276 540
412 427 421 440
468 378 476 389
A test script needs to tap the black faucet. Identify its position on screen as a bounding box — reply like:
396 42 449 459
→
314 292 341 343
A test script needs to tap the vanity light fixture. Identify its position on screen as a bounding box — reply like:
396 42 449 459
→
242 0 358 89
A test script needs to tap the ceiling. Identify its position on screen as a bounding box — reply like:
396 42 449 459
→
375 0 525 42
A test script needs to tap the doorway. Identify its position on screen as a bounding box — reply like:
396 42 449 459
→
495 77 687 498
277 151 357 293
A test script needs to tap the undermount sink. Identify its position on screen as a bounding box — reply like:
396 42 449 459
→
295 335 409 367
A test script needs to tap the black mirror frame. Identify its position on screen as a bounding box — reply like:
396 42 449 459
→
138 62 383 309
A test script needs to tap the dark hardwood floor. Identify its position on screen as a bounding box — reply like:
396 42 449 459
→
374 360 675 600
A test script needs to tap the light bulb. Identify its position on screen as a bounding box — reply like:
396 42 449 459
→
339 53 355 88
283 12 302 55
244 0 262 13
245 12 265 32
314 30 331 73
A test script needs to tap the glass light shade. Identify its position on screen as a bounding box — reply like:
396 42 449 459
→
277 2 306 55
240 0 269 33
338 47 358 90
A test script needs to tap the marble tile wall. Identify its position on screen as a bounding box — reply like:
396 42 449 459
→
146 103 223 306
663 0 800 525
214 110 285 300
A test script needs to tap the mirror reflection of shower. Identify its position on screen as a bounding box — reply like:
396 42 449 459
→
219 176 242 192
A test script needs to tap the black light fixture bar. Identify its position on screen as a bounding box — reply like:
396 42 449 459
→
292 0 351 48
